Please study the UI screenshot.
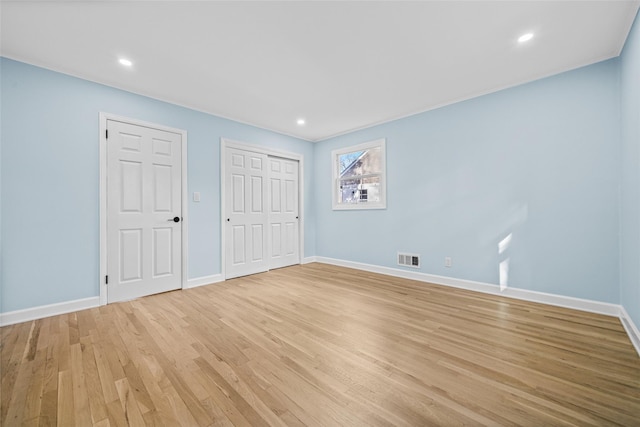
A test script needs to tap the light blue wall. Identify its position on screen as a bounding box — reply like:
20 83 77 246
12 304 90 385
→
621 10 640 327
314 59 621 303
0 47 632 314
0 57 315 313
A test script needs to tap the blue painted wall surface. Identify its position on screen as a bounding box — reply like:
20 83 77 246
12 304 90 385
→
314 59 621 303
0 50 631 313
0 58 315 312
621 10 640 327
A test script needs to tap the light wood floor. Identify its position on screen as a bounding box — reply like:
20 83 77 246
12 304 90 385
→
2 263 639 426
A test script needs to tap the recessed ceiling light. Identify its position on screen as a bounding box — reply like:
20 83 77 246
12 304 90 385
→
118 58 133 67
297 118 306 126
518 33 534 43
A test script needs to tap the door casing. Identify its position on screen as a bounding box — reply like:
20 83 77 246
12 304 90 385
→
221 138 304 279
99 113 189 305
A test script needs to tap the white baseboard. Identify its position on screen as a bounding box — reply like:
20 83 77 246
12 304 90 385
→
185 274 224 289
0 274 226 327
302 256 317 264
0 297 100 327
314 257 621 317
619 305 640 357
500 286 621 316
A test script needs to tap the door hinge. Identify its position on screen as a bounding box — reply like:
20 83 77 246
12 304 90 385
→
105 275 108 285
105 129 108 139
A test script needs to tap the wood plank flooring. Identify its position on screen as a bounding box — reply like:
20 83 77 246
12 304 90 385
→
2 263 639 426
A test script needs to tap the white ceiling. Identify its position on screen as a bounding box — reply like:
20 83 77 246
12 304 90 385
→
2 1 638 141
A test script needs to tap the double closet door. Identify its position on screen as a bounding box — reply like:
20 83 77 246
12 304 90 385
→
225 147 300 279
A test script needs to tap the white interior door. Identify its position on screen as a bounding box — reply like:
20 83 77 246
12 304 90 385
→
225 148 269 279
268 156 300 269
107 120 182 303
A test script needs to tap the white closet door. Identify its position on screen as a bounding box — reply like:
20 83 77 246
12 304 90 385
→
225 148 269 279
268 156 299 269
107 120 182 303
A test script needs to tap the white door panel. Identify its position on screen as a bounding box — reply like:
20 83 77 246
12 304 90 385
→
252 224 264 260
268 157 299 270
107 120 182 303
271 223 282 257
285 222 296 255
153 227 174 277
120 229 142 281
225 148 269 278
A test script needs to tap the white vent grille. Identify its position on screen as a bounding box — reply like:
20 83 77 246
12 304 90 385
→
398 252 420 268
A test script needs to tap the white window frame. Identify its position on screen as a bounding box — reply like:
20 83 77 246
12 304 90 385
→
332 138 386 210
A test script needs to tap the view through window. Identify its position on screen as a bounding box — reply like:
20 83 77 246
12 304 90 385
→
332 139 386 209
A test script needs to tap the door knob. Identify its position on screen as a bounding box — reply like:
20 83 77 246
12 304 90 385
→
168 217 180 222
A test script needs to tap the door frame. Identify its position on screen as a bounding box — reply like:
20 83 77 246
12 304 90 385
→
220 138 304 279
99 113 189 305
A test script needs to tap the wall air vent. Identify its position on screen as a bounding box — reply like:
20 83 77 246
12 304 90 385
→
398 252 420 268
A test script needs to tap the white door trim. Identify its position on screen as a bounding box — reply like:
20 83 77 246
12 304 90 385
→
99 113 188 305
220 138 304 280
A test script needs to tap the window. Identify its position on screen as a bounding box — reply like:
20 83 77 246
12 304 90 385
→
332 138 386 210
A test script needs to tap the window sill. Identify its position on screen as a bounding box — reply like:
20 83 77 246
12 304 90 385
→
332 204 387 211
